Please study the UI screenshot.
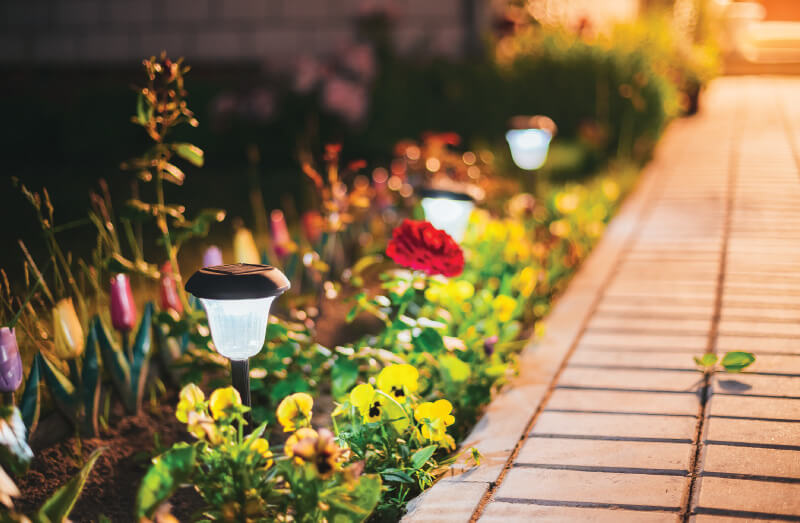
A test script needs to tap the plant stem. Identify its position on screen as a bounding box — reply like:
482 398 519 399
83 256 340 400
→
155 166 192 314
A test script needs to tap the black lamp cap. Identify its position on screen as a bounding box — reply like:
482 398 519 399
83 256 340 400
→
418 188 474 202
185 263 290 300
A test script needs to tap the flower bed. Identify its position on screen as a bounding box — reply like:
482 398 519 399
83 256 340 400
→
2 51 647 522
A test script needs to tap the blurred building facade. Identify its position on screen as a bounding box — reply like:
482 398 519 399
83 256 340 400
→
0 0 661 68
0 0 478 67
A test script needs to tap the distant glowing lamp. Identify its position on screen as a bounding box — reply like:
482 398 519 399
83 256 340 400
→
506 115 557 171
419 188 475 243
185 263 289 418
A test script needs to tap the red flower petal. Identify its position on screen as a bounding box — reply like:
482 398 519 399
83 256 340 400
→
385 219 464 277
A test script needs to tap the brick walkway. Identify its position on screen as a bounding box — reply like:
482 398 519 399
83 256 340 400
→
404 77 800 522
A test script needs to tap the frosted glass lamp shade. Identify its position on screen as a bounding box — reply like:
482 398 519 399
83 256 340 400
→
199 297 275 360
419 189 475 243
185 263 290 361
506 128 553 170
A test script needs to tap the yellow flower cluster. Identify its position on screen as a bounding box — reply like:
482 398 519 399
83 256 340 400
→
424 279 475 304
342 364 457 449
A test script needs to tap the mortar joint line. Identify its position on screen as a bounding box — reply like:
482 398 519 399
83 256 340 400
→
681 103 741 522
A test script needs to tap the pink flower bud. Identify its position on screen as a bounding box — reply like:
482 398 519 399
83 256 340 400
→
110 274 136 332
159 262 183 315
270 210 292 257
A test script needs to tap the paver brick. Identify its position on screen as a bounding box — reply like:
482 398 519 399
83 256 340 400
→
517 437 692 470
694 477 800 517
703 445 800 478
587 316 712 334
708 395 800 419
495 468 686 508
480 502 679 522
712 373 800 397
531 412 697 440
558 368 702 392
705 417 800 447
546 389 699 415
580 332 708 351
569 350 700 370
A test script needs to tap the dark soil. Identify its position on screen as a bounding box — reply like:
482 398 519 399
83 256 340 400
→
17 396 204 522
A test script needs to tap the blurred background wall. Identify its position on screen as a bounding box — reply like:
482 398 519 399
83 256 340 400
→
0 0 648 66
1 0 476 65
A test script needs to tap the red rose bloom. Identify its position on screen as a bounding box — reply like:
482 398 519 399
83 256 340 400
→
386 220 464 277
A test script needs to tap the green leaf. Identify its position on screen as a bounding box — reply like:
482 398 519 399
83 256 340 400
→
135 93 148 125
269 373 310 402
321 473 382 523
331 359 359 399
413 327 445 354
173 143 204 167
378 468 414 484
440 354 470 382
721 351 755 373
265 322 288 340
129 303 154 414
694 353 718 369
20 355 41 433
135 444 196 519
410 445 437 470
95 318 134 412
37 447 104 522
37 353 79 422
80 324 102 436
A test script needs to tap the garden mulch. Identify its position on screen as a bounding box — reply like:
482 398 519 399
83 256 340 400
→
403 77 800 522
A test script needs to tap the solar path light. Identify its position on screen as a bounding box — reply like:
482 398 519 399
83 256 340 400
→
185 263 289 423
505 115 557 171
419 188 475 243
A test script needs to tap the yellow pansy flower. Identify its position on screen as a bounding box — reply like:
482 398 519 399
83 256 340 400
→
284 427 318 458
287 428 341 478
249 438 274 468
492 295 517 322
186 410 221 445
549 219 571 238
350 383 380 422
209 386 242 420
515 267 537 298
53 298 84 360
602 179 620 201
486 221 506 242
176 383 205 423
376 364 418 403
555 192 580 214
350 383 409 432
424 285 443 304
587 221 604 238
276 392 314 432
414 399 455 444
450 280 474 301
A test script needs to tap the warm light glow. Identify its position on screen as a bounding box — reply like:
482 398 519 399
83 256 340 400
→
421 197 475 243
506 128 553 170
199 297 275 360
